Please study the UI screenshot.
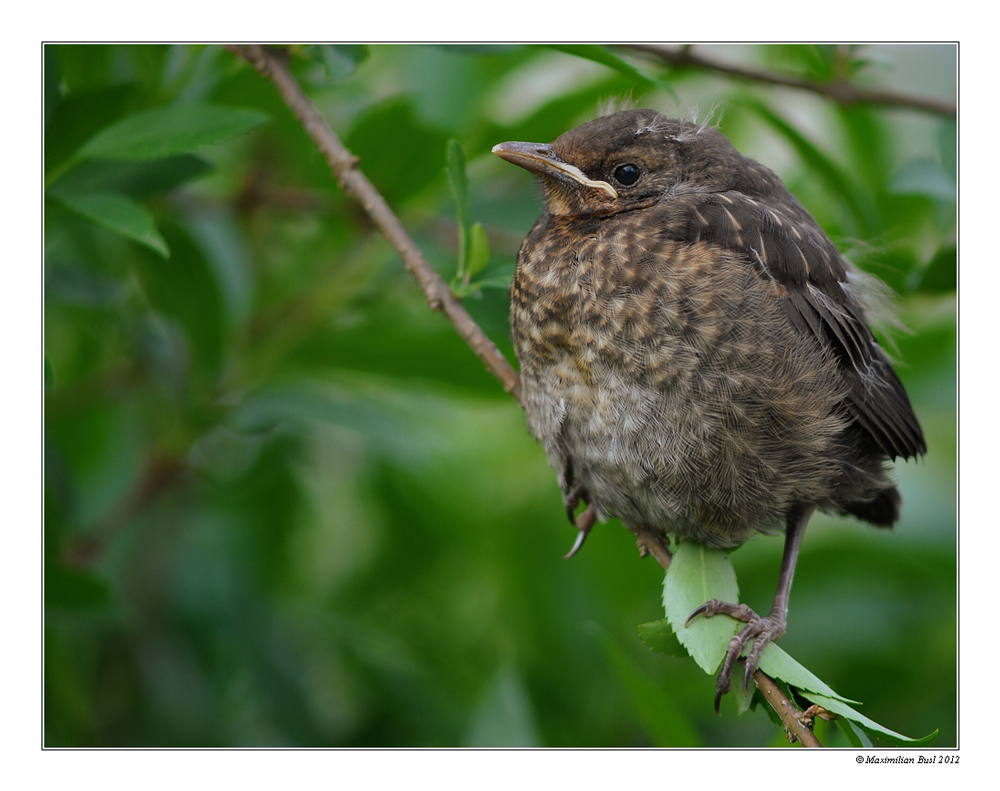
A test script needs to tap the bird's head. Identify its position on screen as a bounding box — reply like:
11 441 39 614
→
493 109 768 218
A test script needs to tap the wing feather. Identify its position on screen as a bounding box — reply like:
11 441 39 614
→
672 189 925 460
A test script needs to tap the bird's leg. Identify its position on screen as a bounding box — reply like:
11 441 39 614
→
685 506 813 713
564 481 585 525
563 481 596 558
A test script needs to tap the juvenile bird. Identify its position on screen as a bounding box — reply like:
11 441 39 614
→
493 109 925 710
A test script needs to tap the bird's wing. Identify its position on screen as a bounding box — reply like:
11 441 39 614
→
673 190 925 460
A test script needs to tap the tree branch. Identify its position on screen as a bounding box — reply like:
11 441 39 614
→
229 43 822 747
623 44 956 118
227 45 521 400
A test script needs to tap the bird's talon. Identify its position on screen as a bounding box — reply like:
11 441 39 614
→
684 599 722 626
564 504 597 558
684 604 708 628
564 528 588 559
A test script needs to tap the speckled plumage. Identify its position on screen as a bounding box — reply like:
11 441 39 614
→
494 110 925 706
499 110 923 546
514 227 861 547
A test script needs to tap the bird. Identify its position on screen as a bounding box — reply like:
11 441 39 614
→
492 109 925 711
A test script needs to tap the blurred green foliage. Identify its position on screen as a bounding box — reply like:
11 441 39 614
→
44 44 956 747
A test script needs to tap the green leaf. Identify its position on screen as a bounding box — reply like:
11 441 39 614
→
345 98 448 204
732 673 754 715
44 83 139 176
760 45 839 83
662 542 741 674
912 245 956 294
472 264 515 291
49 155 213 198
836 717 869 748
181 212 255 326
453 261 512 298
132 221 227 374
447 138 472 278
78 103 269 161
320 44 369 79
836 104 891 195
549 44 678 101
229 382 439 465
50 190 169 258
467 222 491 278
742 100 876 235
447 139 491 285
756 643 857 704
801 692 938 747
638 619 686 657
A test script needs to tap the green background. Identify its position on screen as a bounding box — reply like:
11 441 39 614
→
44 44 956 747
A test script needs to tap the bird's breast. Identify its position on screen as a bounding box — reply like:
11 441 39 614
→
511 217 741 390
510 217 741 491
509 212 853 543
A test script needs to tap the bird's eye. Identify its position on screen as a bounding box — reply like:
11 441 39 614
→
612 163 641 186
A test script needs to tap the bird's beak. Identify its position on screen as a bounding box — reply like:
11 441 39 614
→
492 141 618 199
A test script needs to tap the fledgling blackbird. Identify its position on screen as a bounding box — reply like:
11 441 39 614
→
493 109 925 710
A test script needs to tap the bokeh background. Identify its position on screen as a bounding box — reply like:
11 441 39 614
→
43 44 956 747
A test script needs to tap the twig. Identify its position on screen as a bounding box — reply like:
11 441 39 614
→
623 44 956 118
631 525 674 571
227 45 521 400
747 660 822 747
229 43 823 746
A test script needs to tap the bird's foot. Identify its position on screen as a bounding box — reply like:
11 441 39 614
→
685 600 786 714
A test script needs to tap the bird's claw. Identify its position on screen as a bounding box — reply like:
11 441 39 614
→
685 599 786 714
564 504 597 558
563 482 598 558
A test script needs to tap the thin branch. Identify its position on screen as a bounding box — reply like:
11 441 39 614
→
623 44 956 118
632 525 674 571
227 45 521 400
229 44 822 747
747 660 822 747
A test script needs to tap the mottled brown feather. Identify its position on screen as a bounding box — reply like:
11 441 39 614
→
500 109 924 546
